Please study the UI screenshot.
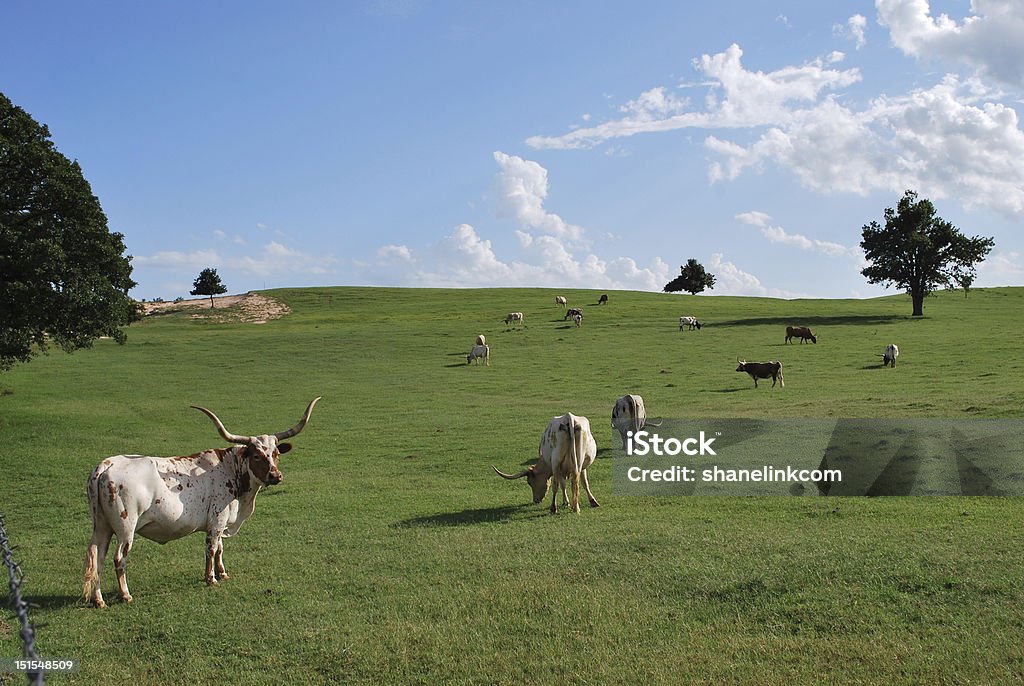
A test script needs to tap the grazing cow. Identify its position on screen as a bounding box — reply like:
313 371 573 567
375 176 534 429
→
572 313 583 327
679 316 702 331
493 413 600 514
467 344 490 366
611 394 646 446
82 398 321 607
564 307 583 321
598 294 609 305
555 295 567 308
736 359 784 388
883 343 899 368
785 326 817 344
503 312 524 326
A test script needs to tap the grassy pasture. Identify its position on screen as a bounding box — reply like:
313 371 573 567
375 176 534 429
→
1 286 1023 685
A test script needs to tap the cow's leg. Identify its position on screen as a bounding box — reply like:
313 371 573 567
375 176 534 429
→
753 377 759 388
205 532 223 585
112 530 135 604
214 539 229 581
550 477 560 514
581 469 600 508
83 523 113 608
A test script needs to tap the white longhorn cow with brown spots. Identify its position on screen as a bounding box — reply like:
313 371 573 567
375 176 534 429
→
493 412 600 514
82 398 321 607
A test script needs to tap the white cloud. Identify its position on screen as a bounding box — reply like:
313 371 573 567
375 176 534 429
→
706 75 1024 215
977 249 1024 284
835 14 868 49
877 0 1024 88
491 151 585 242
366 155 670 291
132 249 221 269
735 211 861 257
707 253 804 298
525 44 860 150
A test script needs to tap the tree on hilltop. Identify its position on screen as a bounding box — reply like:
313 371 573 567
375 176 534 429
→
0 91 136 371
190 268 227 308
664 258 716 295
860 190 993 316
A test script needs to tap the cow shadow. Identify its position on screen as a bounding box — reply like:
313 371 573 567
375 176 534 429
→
396 504 534 528
715 314 902 327
23 594 82 612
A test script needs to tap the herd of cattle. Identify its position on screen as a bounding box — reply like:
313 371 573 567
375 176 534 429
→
81 293 904 606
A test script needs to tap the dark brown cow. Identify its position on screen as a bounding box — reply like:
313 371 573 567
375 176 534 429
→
598 294 609 305
785 326 816 344
736 360 784 388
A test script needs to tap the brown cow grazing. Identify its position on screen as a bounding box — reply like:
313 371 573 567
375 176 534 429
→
785 326 817 344
736 359 784 388
598 294 609 305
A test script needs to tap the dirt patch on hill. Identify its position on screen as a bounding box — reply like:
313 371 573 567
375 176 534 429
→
141 292 291 324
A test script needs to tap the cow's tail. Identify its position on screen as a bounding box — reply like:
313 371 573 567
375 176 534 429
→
82 466 104 602
569 415 583 510
777 361 785 388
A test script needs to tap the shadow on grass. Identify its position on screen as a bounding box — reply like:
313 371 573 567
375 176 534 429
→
709 388 746 393
714 314 902 328
396 504 535 528
26 594 83 611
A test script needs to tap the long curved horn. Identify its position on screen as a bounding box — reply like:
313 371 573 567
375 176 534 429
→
191 405 249 444
492 465 529 480
275 397 322 440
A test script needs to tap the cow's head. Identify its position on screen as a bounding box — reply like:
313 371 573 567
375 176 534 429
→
192 397 321 486
809 334 817 344
736 359 747 372
493 464 551 503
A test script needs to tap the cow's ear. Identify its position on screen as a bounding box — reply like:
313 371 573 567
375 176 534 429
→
278 442 293 455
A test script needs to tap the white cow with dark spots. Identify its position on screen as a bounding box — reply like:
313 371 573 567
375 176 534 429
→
82 398 321 607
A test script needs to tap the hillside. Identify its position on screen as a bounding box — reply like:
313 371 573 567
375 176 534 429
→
1 286 1022 684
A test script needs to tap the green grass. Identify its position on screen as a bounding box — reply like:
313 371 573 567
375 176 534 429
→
1 286 1023 685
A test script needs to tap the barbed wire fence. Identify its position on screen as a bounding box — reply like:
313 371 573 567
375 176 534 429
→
0 512 44 685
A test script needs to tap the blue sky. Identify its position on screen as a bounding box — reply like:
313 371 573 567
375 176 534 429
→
3 1 1022 300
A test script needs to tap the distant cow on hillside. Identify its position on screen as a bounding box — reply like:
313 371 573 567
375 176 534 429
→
679 316 701 331
598 294 609 305
503 312 524 326
785 326 817 344
883 343 899 368
555 295 567 308
564 307 583 321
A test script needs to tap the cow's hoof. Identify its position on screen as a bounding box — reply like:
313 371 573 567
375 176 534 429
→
218 572 230 581
94 598 107 609
206 578 218 587
589 500 600 508
121 594 133 604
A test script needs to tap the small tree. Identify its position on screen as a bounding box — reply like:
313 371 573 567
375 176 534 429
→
860 191 993 316
664 258 716 295
190 268 227 308
1 92 136 371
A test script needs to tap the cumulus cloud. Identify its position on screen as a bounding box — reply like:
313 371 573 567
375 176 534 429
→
491 151 585 242
707 253 804 298
525 44 860 150
711 75 1024 214
877 0 1024 88
367 154 670 291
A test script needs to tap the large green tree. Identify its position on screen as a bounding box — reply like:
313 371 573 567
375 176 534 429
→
664 258 716 295
0 92 136 371
190 267 227 308
860 190 994 316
